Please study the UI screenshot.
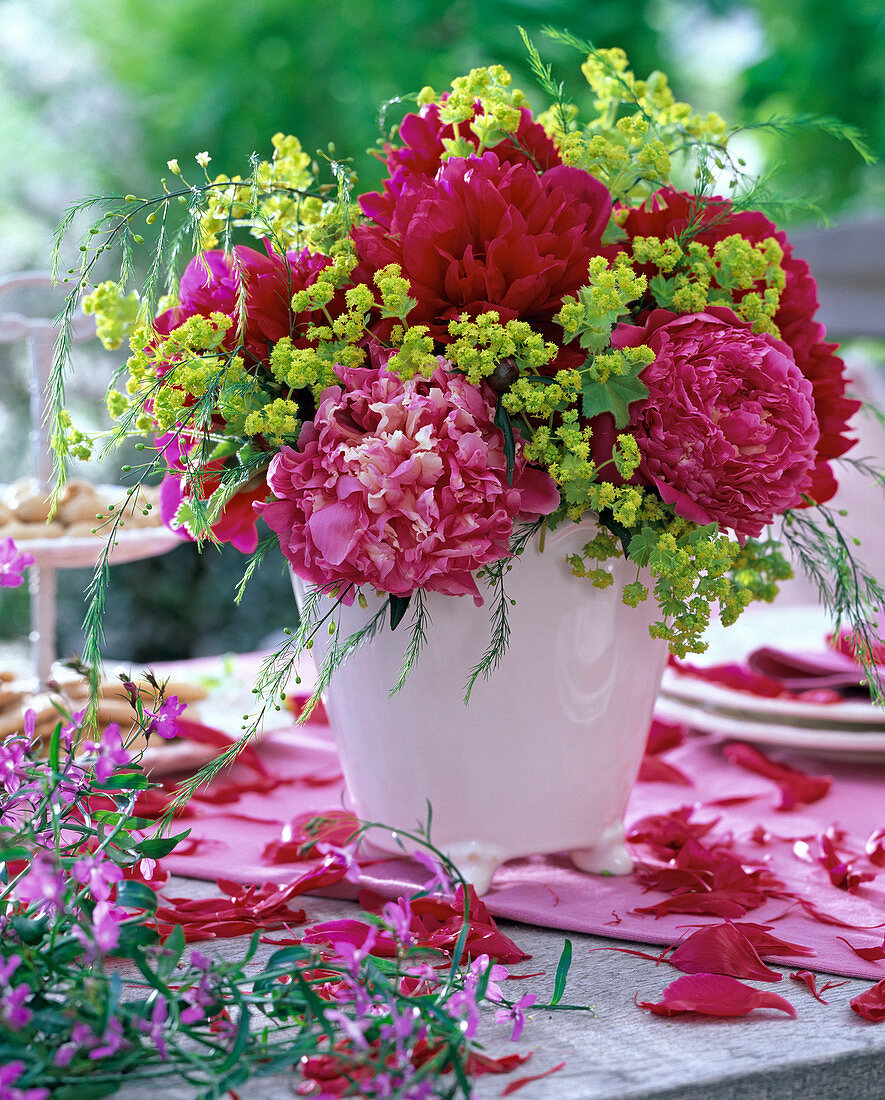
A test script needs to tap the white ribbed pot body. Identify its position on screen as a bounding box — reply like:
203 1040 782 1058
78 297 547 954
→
295 522 668 894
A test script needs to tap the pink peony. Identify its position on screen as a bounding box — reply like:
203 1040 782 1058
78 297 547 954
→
352 152 611 345
361 102 561 224
153 244 336 363
258 358 559 603
612 307 819 538
618 188 860 503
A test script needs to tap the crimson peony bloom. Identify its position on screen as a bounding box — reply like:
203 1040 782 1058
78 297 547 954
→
258 358 559 603
361 102 561 224
619 188 860 503
352 152 612 345
612 307 819 538
154 244 335 362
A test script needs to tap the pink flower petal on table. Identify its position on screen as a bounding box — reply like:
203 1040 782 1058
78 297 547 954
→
637 973 797 1018
851 979 885 1022
668 923 782 981
501 1061 567 1095
637 755 693 786
645 718 685 755
728 923 815 958
669 657 789 697
866 827 885 867
722 742 831 810
818 834 877 893
633 892 753 919
835 934 885 962
790 971 848 1004
787 896 885 930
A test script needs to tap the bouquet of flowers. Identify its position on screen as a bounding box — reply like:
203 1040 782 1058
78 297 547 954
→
54 30 881 709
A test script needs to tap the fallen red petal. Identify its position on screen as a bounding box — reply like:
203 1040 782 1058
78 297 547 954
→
637 755 693 786
790 971 830 1003
645 718 685 755
637 973 797 1018
850 979 885 1022
722 742 831 811
668 923 782 981
501 1061 567 1095
866 827 885 868
835 934 885 962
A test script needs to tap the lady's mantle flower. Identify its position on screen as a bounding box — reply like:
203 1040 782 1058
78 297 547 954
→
260 359 559 603
353 152 612 343
613 307 818 538
0 537 34 588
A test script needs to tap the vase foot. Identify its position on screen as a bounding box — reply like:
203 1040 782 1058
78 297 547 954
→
445 844 502 896
570 821 633 876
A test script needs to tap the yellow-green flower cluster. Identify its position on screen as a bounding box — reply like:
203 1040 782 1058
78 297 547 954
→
268 337 343 397
243 397 302 445
555 255 647 353
552 47 726 203
446 312 556 384
419 66 528 158
82 282 140 350
635 233 786 333
198 133 321 249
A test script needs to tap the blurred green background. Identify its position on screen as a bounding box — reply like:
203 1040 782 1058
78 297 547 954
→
1 0 882 663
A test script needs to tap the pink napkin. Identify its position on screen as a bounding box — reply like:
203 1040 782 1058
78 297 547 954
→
747 645 875 691
160 715 885 981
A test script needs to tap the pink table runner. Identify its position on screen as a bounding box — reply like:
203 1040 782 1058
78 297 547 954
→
159 706 885 981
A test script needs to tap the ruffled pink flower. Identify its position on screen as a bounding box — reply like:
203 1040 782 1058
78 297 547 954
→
618 188 860 503
612 306 819 538
153 244 334 363
259 359 559 604
353 152 611 344
361 102 561 223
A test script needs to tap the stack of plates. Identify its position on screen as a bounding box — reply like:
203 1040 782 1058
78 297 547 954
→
655 606 885 761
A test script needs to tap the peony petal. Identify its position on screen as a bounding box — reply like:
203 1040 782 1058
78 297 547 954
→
668 923 782 981
638 973 797 1018
722 742 831 810
501 1061 567 1095
850 979 885 1022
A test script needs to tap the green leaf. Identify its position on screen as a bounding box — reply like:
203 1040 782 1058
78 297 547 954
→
157 923 186 980
54 1084 121 1100
581 372 649 428
0 846 32 862
627 526 660 567
389 593 412 631
494 395 515 485
116 880 159 912
134 829 191 858
551 938 572 1006
93 771 152 791
116 923 159 953
11 915 49 945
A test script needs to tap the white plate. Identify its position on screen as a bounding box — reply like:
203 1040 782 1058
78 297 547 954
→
655 695 885 762
19 526 182 568
659 666 885 728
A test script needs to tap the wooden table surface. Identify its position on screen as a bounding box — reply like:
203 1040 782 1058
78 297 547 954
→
114 878 885 1100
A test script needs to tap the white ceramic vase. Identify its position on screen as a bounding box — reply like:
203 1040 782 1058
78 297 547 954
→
295 522 669 895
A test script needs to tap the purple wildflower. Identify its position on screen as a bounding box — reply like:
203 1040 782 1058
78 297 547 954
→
145 694 186 739
14 853 65 915
0 1061 49 1100
72 854 123 902
412 849 452 894
0 738 28 797
494 992 538 1041
88 1017 127 1061
381 897 415 946
136 996 169 1061
445 988 481 1039
0 538 34 588
1 984 33 1029
315 841 361 884
465 954 508 1003
81 723 131 782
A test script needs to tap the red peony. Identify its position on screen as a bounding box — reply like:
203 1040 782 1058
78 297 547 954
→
153 244 335 362
258 357 559 603
619 188 860 503
361 102 561 224
612 307 819 538
353 152 612 347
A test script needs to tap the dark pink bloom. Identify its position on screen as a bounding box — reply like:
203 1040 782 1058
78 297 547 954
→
157 432 265 554
637 972 797 1018
667 923 782 981
619 188 860 504
611 307 819 538
145 694 187 740
851 979 885 1022
722 742 831 811
353 151 611 343
0 537 33 588
153 244 334 363
260 360 559 604
362 102 561 223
